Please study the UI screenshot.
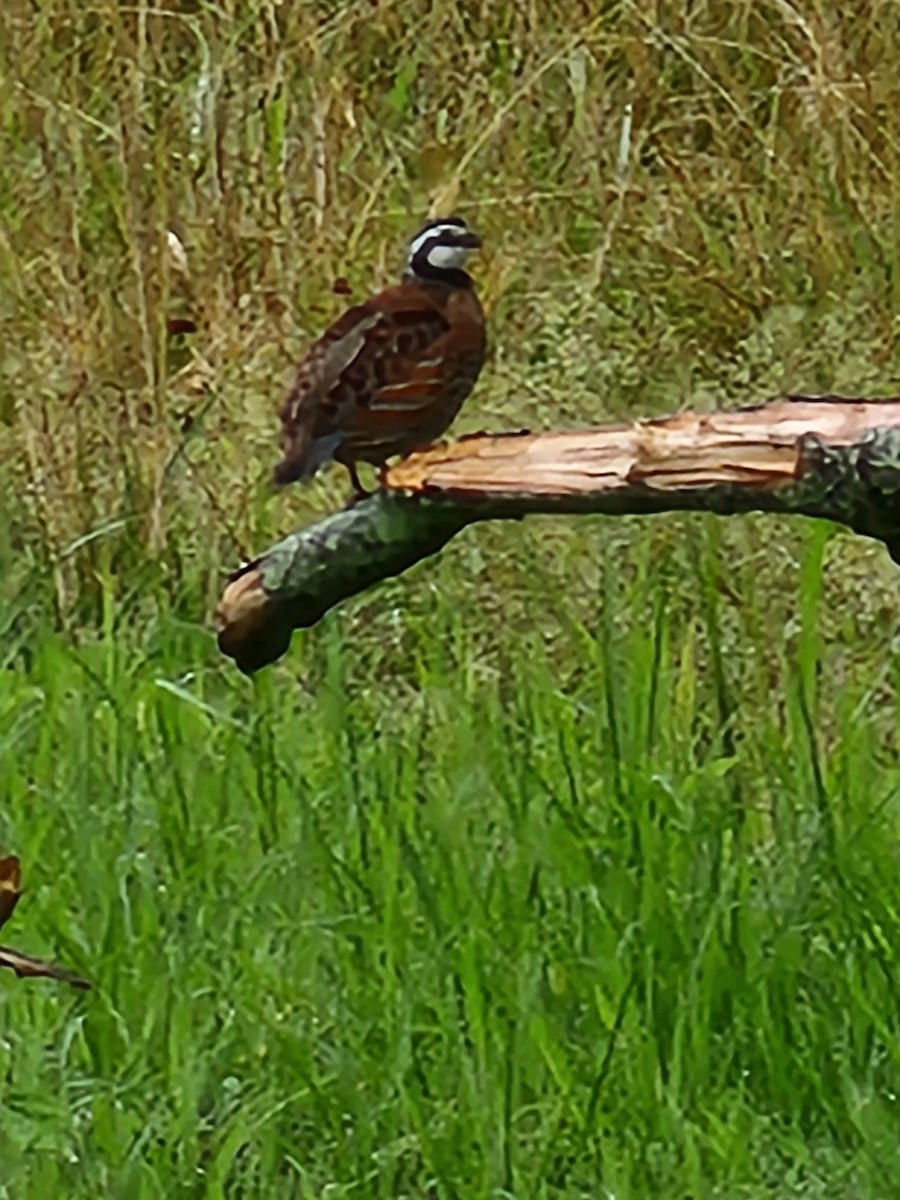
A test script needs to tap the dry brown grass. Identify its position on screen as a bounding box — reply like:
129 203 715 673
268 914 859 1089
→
5 15 900 1193
2 0 900 624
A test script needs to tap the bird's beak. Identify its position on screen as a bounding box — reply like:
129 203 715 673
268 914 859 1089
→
458 231 482 250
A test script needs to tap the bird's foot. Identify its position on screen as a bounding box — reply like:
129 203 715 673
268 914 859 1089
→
341 487 373 511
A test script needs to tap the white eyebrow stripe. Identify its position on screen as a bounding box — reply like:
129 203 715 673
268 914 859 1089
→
415 356 445 368
407 224 465 258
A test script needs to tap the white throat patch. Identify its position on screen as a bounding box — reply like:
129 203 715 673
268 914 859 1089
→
424 242 470 270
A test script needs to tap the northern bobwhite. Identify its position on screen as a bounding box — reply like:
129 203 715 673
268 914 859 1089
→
273 216 486 494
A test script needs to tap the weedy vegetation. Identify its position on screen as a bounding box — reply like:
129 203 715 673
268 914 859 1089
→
2 1 900 1196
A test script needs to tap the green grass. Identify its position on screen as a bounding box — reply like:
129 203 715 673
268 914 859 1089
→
3 0 900 1195
3 532 900 1197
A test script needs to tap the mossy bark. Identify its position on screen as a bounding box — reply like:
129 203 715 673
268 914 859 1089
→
216 396 900 675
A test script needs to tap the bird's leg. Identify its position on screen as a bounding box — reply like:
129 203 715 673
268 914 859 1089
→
348 462 368 495
342 462 373 509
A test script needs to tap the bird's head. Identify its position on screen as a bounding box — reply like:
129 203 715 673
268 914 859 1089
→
406 216 481 284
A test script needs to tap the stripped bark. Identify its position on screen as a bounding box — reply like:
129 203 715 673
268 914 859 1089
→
216 396 900 674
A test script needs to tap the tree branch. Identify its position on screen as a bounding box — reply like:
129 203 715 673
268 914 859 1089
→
216 395 900 674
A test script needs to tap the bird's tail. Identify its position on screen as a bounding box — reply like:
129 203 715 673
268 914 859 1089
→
273 371 345 486
272 429 342 487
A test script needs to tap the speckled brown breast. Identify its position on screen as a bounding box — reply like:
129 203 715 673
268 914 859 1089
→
275 276 486 483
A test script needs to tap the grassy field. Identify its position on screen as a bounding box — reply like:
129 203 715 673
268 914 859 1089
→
3 1 900 1196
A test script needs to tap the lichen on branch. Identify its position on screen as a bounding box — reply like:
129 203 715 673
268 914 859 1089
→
216 397 900 675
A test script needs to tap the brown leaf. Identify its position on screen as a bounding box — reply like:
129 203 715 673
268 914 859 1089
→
263 291 288 319
166 317 199 336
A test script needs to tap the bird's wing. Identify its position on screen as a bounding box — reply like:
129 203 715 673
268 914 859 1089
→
275 282 483 479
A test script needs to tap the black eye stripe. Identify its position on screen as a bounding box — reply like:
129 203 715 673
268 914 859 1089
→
422 234 461 251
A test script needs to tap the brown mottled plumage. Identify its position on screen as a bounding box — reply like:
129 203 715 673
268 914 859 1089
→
274 217 486 494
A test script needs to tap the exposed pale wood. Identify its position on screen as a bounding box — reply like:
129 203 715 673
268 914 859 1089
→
216 396 900 674
385 397 900 497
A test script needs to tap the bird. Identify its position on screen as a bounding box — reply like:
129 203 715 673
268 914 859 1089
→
273 216 486 497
